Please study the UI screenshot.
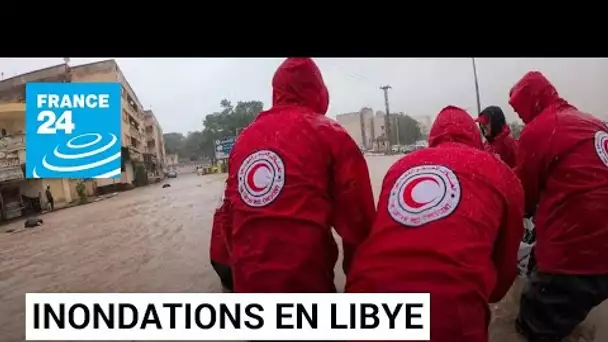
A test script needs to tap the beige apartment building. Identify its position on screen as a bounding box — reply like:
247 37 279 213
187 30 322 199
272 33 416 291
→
143 109 166 181
0 59 166 219
336 108 433 152
336 108 398 152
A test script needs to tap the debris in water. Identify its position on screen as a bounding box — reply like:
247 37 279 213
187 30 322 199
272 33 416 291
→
162 184 171 188
24 217 44 228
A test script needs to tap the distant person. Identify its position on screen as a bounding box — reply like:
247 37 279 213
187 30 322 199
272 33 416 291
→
45 185 54 211
509 71 608 341
209 181 233 292
346 106 524 342
476 105 518 167
219 57 376 293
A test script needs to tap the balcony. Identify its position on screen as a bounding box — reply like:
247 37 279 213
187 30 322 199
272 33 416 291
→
0 134 25 182
147 138 156 150
144 153 158 165
129 125 144 140
128 147 143 162
122 98 142 120
0 103 26 177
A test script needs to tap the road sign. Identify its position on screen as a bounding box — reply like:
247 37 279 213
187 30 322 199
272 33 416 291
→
215 137 235 160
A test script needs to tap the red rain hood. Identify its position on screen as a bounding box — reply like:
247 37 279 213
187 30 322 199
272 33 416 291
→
428 105 483 150
271 58 329 115
509 71 568 124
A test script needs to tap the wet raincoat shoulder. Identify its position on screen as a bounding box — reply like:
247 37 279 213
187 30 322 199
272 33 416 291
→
485 125 518 168
223 58 376 292
510 71 608 274
347 106 524 341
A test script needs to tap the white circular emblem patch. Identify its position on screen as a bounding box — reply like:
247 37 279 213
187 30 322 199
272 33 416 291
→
594 131 608 167
238 150 285 207
388 165 461 227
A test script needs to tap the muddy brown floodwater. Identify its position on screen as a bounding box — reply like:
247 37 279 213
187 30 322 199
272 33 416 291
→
0 156 605 342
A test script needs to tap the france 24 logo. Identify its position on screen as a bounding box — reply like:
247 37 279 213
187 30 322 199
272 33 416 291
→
25 83 122 179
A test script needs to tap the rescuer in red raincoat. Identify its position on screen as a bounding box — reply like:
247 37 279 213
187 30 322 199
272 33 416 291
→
510 71 608 341
476 105 518 167
209 181 233 292
346 106 524 342
220 58 376 293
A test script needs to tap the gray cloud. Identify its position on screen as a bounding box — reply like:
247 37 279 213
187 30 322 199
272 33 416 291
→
1 58 606 134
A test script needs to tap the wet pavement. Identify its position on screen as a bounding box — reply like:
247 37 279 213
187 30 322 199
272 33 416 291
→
0 173 226 341
0 156 605 341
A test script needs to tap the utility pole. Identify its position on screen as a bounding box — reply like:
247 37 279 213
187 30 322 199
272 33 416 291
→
471 58 482 114
395 112 401 146
64 57 72 83
380 85 392 152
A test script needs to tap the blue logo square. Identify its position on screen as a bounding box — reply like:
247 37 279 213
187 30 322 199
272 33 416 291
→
25 83 122 179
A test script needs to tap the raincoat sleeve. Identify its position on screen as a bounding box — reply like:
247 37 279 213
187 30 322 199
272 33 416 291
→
489 179 525 303
330 136 376 275
209 180 232 265
515 123 552 217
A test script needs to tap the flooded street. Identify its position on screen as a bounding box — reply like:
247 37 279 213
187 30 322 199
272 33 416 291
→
0 173 227 341
0 156 606 341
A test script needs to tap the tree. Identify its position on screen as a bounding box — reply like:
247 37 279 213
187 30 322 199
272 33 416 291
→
510 121 524 139
160 99 263 163
391 114 422 145
183 131 205 161
163 132 186 156
200 99 263 161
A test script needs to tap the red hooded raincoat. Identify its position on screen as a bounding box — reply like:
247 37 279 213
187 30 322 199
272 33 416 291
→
510 71 608 275
222 58 376 292
485 125 518 168
346 106 524 342
210 181 231 266
476 110 518 168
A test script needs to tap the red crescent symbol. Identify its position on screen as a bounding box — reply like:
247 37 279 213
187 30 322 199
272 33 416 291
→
402 176 439 209
247 163 270 192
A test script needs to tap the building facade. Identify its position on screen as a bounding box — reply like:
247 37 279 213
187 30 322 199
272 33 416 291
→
143 110 166 181
0 59 166 219
336 108 434 152
0 102 97 219
336 108 396 152
335 108 376 150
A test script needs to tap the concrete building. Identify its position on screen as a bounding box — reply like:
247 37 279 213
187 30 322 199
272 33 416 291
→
336 108 394 152
0 102 96 219
335 108 374 149
0 59 167 190
336 108 434 152
143 110 166 181
0 59 166 218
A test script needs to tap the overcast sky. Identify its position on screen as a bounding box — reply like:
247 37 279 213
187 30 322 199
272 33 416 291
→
1 58 607 133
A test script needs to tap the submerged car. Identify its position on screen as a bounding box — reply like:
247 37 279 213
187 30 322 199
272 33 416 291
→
166 171 178 178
